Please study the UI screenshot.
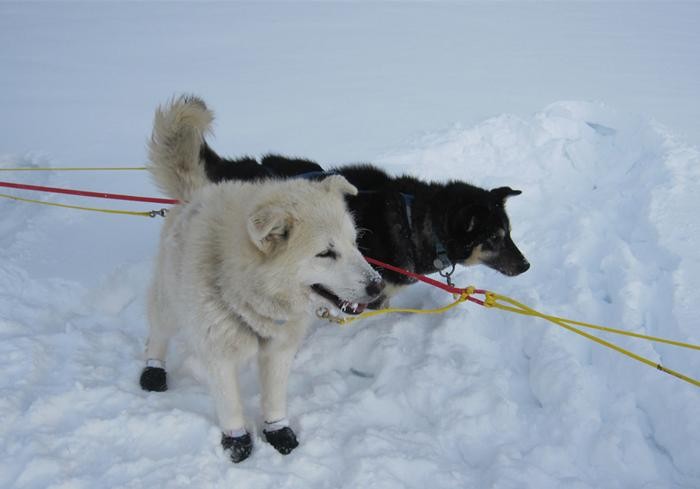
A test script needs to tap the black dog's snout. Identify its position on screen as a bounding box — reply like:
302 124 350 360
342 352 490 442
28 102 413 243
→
365 278 386 298
505 259 530 276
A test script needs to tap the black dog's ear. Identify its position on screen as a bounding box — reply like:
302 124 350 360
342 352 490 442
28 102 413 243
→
490 187 522 202
450 204 487 235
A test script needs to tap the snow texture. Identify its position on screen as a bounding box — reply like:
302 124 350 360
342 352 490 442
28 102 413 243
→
1 3 699 489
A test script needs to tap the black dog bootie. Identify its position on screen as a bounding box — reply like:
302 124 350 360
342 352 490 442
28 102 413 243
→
263 426 299 455
221 432 253 463
139 366 168 392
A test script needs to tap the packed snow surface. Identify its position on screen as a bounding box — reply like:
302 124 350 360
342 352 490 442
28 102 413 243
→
1 3 699 489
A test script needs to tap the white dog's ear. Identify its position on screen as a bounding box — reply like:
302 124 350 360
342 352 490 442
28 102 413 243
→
322 175 358 197
247 205 294 254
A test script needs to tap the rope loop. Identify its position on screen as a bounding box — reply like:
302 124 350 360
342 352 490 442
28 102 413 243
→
463 286 475 300
483 292 497 308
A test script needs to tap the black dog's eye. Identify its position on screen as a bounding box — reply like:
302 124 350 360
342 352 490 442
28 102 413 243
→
483 233 503 250
316 249 338 259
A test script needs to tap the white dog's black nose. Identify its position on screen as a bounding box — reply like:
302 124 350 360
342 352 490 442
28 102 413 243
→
366 278 386 298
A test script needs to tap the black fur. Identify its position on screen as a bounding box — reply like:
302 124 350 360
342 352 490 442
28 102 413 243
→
200 145 530 299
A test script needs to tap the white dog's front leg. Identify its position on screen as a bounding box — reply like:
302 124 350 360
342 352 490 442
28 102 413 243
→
208 345 256 464
258 334 302 423
258 330 304 455
208 355 246 433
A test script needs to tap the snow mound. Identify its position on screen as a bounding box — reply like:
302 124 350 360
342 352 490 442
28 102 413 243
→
2 102 699 488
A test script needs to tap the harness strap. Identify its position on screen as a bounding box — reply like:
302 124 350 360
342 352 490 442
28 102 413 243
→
296 170 339 180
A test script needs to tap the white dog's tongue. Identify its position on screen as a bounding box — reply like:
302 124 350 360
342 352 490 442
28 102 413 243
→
340 301 367 314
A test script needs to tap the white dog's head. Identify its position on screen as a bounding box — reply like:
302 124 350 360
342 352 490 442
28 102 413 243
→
247 175 384 315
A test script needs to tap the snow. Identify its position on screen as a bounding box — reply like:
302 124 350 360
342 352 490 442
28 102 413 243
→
1 3 700 489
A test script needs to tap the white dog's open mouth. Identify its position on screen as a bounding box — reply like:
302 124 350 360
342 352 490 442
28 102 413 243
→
311 284 368 315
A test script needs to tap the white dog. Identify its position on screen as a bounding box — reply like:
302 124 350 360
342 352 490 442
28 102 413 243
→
140 96 384 463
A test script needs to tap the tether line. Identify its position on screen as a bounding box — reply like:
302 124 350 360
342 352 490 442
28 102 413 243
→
0 166 147 171
0 192 161 218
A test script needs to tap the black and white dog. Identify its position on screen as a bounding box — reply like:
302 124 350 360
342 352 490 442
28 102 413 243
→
196 98 530 305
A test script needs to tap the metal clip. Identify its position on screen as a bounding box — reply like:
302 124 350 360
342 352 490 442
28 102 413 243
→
316 307 345 324
316 307 331 320
149 208 168 218
439 262 456 288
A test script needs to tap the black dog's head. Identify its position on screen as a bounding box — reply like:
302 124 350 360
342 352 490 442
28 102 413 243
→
447 185 530 277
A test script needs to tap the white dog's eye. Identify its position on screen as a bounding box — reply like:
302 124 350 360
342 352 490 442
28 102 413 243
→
316 249 338 259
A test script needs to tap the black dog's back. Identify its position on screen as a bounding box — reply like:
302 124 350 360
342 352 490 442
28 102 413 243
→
201 146 329 183
201 143 272 182
332 164 393 192
260 157 395 192
201 145 395 191
261 155 324 177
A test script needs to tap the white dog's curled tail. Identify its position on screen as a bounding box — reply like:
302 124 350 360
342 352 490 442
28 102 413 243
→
148 95 214 202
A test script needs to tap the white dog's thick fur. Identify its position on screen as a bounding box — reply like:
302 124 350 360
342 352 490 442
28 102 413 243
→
144 96 382 457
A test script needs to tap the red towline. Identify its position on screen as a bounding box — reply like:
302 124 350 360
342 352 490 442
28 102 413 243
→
0 180 178 205
1 179 485 304
364 256 486 305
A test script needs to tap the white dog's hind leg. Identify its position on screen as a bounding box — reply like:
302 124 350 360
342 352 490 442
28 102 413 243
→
144 325 170 367
140 333 170 392
140 288 175 392
258 332 303 455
